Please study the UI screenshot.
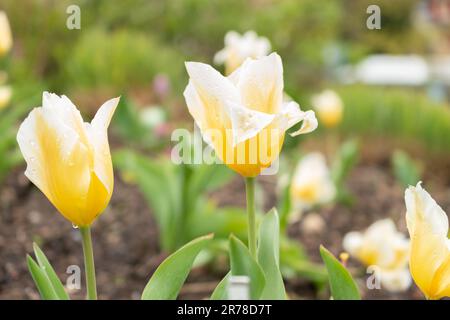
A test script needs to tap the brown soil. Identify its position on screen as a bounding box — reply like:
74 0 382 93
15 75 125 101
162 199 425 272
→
1 141 450 300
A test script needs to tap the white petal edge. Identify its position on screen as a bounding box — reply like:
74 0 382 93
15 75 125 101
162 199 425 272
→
85 97 120 194
183 81 214 147
17 107 80 194
278 101 318 136
405 182 449 238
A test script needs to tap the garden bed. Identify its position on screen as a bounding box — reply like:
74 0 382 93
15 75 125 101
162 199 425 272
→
1 141 449 300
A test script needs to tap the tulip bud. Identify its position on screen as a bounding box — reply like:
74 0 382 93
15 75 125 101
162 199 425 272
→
405 182 450 299
17 92 120 227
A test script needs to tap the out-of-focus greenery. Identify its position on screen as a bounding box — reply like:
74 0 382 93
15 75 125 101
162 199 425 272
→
331 139 359 205
112 148 242 251
63 28 185 91
112 97 168 150
336 86 450 152
1 0 429 97
392 150 422 188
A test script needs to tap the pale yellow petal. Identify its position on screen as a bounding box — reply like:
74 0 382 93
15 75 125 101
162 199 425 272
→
185 61 238 129
233 53 283 114
42 92 91 150
85 97 119 194
405 183 450 299
18 107 92 226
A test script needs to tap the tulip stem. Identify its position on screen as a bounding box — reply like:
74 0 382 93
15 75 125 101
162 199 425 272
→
245 177 257 259
80 226 97 300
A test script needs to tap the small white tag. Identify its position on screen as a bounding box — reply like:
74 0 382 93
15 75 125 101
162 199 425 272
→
227 275 250 300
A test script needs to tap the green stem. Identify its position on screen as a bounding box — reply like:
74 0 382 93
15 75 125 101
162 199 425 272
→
245 177 257 258
80 226 97 300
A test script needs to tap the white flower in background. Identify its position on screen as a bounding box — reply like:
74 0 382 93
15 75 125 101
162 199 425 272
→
0 11 13 57
405 182 450 299
214 30 271 75
0 85 12 110
343 219 411 292
290 152 336 213
311 90 343 128
140 106 166 129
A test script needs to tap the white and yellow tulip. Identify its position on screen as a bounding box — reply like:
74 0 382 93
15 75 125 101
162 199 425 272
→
184 53 317 177
214 30 271 75
405 182 450 299
311 90 343 128
0 11 12 57
17 92 120 227
290 152 336 211
343 219 411 292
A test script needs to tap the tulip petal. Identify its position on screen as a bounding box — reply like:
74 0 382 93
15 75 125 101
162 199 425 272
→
82 171 111 225
184 62 238 144
42 92 91 148
17 107 92 226
91 97 120 130
233 53 283 114
288 110 318 136
405 182 449 238
84 97 120 194
275 101 318 136
405 183 450 299
183 81 215 147
227 100 275 146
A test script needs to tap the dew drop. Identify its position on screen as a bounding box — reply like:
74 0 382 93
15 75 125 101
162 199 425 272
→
72 224 78 229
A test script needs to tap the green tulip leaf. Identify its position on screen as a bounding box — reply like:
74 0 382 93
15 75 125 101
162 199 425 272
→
320 245 361 300
32 243 69 300
141 234 213 300
257 209 286 299
27 255 59 300
229 235 265 299
210 272 230 300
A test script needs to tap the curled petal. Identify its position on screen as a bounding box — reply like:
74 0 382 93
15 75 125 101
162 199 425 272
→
278 101 318 136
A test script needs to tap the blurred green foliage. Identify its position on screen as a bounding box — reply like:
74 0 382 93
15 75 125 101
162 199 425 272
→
63 28 185 91
392 150 422 188
336 86 450 152
1 0 429 97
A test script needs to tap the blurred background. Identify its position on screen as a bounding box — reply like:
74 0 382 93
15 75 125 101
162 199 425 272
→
0 0 450 300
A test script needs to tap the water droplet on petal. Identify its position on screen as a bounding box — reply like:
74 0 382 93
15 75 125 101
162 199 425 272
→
72 224 78 229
